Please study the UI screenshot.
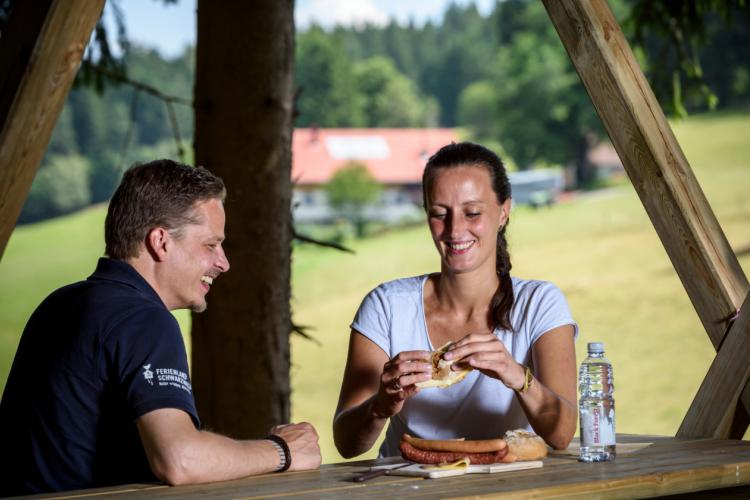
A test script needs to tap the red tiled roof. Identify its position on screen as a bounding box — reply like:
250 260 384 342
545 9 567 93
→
292 128 458 185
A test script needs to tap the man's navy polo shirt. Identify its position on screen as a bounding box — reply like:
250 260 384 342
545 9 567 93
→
0 258 200 495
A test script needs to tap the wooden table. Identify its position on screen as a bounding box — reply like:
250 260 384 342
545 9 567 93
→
29 435 750 499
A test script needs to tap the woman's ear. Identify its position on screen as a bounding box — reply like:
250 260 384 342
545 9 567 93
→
145 227 170 262
499 198 512 227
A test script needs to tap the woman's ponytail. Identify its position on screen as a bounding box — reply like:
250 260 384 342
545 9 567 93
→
491 224 514 331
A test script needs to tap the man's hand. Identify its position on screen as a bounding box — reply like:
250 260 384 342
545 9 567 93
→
269 422 321 471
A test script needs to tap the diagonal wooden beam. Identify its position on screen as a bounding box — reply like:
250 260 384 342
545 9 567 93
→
0 0 104 260
542 0 750 437
677 292 750 438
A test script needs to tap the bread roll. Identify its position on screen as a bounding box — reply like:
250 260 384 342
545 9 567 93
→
504 429 548 460
415 341 471 389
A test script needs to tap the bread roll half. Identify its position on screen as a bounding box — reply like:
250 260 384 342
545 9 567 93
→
415 341 472 389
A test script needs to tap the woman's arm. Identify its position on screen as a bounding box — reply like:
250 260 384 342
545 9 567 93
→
516 325 577 449
333 330 431 458
444 325 577 449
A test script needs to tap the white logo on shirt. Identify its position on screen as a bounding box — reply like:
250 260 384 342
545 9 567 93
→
142 364 154 385
141 364 192 394
154 368 192 394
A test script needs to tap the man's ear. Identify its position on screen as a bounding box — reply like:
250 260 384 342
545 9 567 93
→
145 227 171 262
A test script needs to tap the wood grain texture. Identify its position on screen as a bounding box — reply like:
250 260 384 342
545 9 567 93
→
541 0 750 437
0 0 104 259
540 0 749 345
29 436 750 499
678 292 750 438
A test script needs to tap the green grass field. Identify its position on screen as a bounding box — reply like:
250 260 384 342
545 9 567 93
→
1 110 748 464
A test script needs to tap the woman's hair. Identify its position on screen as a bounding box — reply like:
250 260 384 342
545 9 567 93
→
422 142 514 331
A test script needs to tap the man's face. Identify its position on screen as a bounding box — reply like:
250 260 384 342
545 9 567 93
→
163 198 230 312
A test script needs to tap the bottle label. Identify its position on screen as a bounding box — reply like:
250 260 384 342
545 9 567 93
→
581 403 616 446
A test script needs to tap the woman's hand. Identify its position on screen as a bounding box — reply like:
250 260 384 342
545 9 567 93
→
334 333 432 458
443 333 526 390
370 351 432 418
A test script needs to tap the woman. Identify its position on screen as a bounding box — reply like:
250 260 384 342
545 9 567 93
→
333 142 577 459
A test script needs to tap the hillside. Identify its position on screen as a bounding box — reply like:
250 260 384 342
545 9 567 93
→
1 110 748 463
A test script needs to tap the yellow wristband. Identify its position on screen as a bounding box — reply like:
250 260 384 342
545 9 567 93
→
515 365 533 394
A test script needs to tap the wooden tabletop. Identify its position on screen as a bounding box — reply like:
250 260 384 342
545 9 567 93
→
28 435 750 499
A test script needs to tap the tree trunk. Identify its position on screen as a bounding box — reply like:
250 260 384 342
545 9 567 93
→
192 1 294 437
573 134 596 189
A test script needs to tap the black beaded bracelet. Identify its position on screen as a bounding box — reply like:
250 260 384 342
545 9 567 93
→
266 434 291 472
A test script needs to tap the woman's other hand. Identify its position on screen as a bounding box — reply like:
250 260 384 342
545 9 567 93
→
443 332 526 390
371 351 432 418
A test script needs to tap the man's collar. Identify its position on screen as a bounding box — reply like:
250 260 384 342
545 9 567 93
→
89 257 167 308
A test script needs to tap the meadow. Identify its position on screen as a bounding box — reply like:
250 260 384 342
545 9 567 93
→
1 110 748 463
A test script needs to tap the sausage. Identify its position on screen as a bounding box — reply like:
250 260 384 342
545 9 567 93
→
403 433 507 453
400 440 515 465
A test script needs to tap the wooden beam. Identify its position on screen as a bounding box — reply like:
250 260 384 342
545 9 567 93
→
0 0 104 259
677 292 750 438
542 0 749 346
542 0 750 436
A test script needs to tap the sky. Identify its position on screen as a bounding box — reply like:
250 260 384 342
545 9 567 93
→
109 0 495 58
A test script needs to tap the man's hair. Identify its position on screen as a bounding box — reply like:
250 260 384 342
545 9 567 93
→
105 159 226 260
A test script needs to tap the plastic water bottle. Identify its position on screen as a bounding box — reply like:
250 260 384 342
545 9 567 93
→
578 342 616 462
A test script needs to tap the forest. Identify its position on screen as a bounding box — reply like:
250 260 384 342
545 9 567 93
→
18 0 750 224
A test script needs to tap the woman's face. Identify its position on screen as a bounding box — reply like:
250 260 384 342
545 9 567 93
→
426 165 510 276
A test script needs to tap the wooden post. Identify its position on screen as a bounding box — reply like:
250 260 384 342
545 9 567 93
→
0 0 104 259
678 292 750 438
542 0 750 438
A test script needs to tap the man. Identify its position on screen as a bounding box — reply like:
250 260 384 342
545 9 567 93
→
0 160 321 495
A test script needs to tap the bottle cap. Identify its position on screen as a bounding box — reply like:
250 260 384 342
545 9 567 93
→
588 342 604 353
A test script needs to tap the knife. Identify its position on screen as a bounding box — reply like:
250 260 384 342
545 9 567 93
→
353 462 413 482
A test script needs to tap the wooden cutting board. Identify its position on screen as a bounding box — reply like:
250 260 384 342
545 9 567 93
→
370 460 543 479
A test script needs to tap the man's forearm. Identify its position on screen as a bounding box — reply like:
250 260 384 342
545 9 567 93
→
138 409 321 484
145 429 281 485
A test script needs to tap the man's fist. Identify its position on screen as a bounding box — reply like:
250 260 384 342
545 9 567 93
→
269 422 321 471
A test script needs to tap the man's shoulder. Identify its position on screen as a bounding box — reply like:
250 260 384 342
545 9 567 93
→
45 274 164 313
35 275 175 343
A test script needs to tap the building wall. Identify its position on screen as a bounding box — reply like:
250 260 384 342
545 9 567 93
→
292 169 565 225
292 185 423 224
